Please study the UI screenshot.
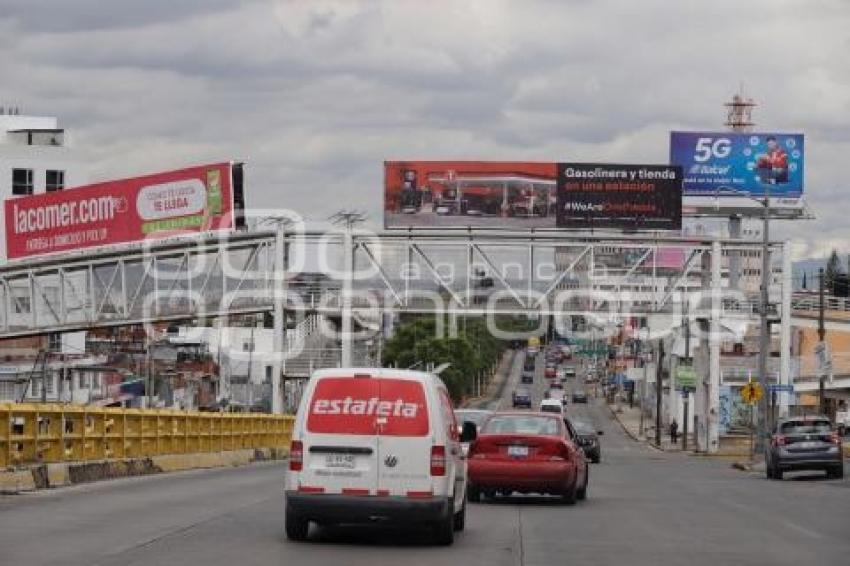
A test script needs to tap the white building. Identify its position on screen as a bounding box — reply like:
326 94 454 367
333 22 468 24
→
0 109 90 263
0 110 93 400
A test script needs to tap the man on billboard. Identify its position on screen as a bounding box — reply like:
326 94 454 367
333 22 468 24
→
755 136 789 184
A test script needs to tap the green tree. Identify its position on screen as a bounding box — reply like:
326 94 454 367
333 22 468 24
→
825 250 843 293
382 314 512 402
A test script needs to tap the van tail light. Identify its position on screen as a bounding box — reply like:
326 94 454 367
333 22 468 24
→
430 445 447 476
773 434 787 446
290 441 303 471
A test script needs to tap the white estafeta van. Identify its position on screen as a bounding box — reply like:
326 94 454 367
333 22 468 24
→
285 368 476 545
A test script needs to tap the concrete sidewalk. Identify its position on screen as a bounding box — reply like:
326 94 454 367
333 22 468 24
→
609 401 850 459
608 401 696 453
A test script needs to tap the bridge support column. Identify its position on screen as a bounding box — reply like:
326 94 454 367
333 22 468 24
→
708 240 722 453
272 225 287 414
728 215 742 290
779 240 792 418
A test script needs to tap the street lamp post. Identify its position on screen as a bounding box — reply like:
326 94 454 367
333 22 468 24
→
755 183 771 454
655 339 665 448
715 186 772 453
818 268 826 415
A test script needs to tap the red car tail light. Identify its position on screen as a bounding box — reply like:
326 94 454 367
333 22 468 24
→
290 440 303 471
430 445 447 476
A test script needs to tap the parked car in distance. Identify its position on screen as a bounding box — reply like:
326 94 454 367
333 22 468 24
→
540 399 564 415
571 419 602 463
467 412 588 503
512 388 533 409
550 379 564 390
563 367 577 379
545 365 557 379
285 368 474 545
521 369 534 384
765 416 844 480
572 389 588 403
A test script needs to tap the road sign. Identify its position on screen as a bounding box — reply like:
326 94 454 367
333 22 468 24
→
675 363 697 390
741 382 764 404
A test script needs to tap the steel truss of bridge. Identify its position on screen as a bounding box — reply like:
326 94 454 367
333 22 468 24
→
0 228 788 339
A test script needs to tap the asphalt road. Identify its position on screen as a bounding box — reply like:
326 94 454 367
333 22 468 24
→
2 351 848 566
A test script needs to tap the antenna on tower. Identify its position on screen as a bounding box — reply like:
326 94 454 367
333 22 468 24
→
329 210 368 230
724 85 756 132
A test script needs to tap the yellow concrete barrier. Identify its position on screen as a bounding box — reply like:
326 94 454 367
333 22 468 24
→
0 403 293 468
0 469 36 492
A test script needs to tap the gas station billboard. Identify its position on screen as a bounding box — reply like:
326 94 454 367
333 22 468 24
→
384 161 557 229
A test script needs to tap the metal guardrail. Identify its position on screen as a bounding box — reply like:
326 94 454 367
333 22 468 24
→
0 403 293 469
791 293 850 313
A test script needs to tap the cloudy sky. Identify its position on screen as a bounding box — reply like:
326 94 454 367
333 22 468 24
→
1 0 847 259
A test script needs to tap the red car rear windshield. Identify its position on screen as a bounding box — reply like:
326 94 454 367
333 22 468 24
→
482 415 561 436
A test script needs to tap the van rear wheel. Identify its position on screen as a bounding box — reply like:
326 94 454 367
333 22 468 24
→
434 498 455 545
285 506 309 541
453 496 466 532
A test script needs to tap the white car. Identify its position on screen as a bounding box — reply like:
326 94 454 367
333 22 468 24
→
285 368 473 545
539 398 564 415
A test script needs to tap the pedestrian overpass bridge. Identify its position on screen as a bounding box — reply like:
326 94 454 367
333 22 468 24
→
0 228 784 339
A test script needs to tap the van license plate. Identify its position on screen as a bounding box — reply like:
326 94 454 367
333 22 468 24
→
325 454 356 469
508 445 529 458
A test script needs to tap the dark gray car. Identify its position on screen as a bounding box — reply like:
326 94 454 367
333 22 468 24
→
572 419 602 463
765 416 844 480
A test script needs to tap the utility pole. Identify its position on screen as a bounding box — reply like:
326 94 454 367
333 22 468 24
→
146 336 153 408
330 211 367 368
818 268 826 415
259 214 294 414
655 339 664 447
246 325 255 406
683 297 691 451
755 183 771 453
640 355 646 436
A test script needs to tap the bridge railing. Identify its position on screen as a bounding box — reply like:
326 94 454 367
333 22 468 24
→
0 403 293 469
791 293 850 313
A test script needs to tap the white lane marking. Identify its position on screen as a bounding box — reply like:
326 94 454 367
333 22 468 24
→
723 499 823 540
780 519 824 540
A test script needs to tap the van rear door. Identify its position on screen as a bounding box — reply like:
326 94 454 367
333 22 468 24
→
300 376 379 495
375 377 434 497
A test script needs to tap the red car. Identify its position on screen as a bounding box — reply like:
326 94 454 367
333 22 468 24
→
544 366 557 378
467 412 588 503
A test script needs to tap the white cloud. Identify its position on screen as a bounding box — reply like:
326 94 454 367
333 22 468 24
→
0 0 848 255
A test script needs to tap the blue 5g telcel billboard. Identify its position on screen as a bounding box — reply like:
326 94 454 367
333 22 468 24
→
670 132 804 197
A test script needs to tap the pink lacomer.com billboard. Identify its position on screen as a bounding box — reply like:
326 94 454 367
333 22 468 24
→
5 162 245 260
